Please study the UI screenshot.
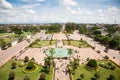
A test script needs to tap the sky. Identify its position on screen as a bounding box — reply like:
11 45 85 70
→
0 0 120 24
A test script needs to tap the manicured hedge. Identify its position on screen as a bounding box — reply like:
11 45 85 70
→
51 67 55 80
22 64 38 73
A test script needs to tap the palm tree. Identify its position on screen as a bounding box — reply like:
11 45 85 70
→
44 56 55 73
49 48 55 59
44 57 51 69
68 49 72 57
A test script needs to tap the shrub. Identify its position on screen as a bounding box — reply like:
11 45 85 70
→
105 65 110 69
87 59 97 69
107 75 115 80
26 61 35 70
104 55 109 59
99 63 105 68
39 72 46 80
87 58 90 61
75 50 77 53
31 57 35 62
19 62 25 67
94 72 100 79
97 50 100 53
80 73 84 78
110 66 116 70
24 75 30 80
107 62 112 66
7 43 11 47
11 62 16 69
8 71 15 80
24 56 29 62
92 46 95 50
91 77 97 80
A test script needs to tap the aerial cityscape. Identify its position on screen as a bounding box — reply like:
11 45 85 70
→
0 0 120 80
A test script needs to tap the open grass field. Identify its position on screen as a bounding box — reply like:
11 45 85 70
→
74 60 120 80
29 40 57 48
0 33 14 37
63 40 91 48
0 32 31 44
0 60 52 80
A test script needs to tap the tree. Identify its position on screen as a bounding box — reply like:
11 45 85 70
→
39 72 46 80
31 57 35 62
94 72 100 79
104 55 109 59
100 36 111 45
68 39 71 45
49 48 55 58
105 25 116 35
80 73 84 79
87 59 97 69
107 75 115 80
24 56 29 62
44 56 54 72
8 71 15 80
107 62 112 66
93 30 101 35
65 22 78 32
69 58 80 75
24 75 30 80
0 39 7 50
26 60 35 69
68 49 73 57
109 33 120 50
79 25 87 34
11 62 16 69
110 66 116 70
91 77 97 80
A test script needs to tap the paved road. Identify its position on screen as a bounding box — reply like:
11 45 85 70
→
0 30 46 67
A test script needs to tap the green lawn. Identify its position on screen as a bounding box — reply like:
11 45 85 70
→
0 33 14 37
0 60 52 80
74 60 120 80
63 40 91 48
29 40 57 48
21 31 31 37
0 32 31 45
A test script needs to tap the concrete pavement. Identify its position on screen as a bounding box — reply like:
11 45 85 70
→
0 30 46 67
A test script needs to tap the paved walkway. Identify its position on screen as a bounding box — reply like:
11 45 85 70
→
52 32 67 40
57 40 63 47
54 59 70 80
73 31 120 65
17 48 46 65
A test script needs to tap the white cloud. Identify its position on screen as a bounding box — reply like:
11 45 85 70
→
66 6 78 14
61 0 77 7
25 9 35 14
21 3 41 9
0 0 120 24
0 0 12 9
21 0 46 2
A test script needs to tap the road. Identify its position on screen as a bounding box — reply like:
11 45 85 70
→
0 30 46 67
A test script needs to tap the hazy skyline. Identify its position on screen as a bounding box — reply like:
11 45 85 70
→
0 0 120 24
